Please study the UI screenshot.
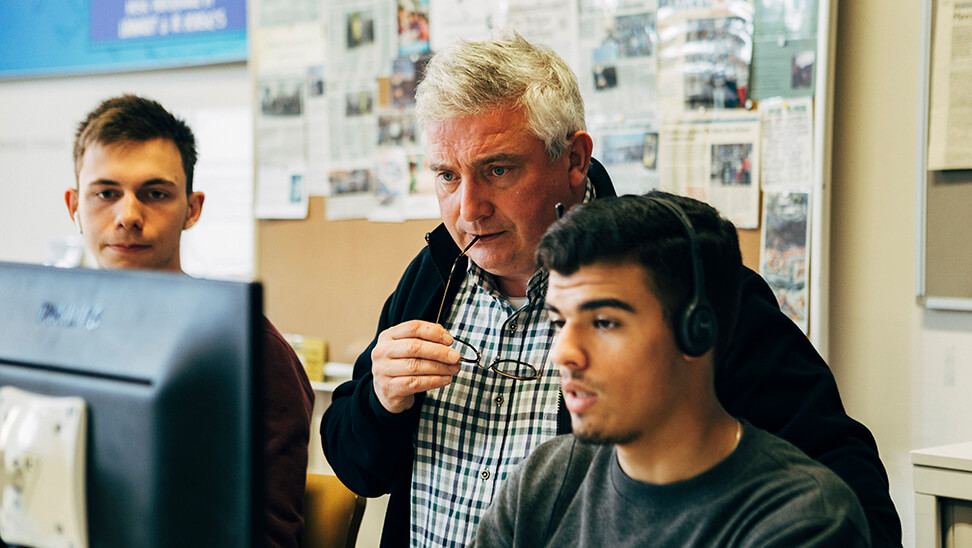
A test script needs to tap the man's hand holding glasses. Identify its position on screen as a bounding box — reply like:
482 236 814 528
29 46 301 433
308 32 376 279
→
369 238 481 414
372 234 548 415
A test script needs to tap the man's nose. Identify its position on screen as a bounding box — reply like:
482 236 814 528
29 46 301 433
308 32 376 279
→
550 323 586 372
116 194 144 229
459 178 494 222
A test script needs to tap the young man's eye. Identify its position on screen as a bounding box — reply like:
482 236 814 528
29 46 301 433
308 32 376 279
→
95 190 117 200
593 318 619 330
146 190 169 200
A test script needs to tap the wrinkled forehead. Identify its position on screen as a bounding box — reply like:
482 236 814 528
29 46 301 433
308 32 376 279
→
424 109 544 166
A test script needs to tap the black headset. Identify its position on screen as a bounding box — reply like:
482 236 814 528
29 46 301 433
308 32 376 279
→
647 197 718 357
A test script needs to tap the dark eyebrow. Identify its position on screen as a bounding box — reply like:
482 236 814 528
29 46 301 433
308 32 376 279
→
544 298 635 314
583 298 636 313
87 178 178 188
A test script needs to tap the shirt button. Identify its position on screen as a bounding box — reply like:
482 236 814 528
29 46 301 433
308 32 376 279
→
495 396 504 405
508 322 517 333
481 469 490 480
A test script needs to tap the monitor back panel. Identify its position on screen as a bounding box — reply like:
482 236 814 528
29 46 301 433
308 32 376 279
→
0 262 262 548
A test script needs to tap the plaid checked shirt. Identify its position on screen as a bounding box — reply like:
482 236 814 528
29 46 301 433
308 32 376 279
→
411 265 559 548
410 183 595 548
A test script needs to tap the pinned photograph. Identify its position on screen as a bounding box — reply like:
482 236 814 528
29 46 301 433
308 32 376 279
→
602 131 647 165
260 79 303 117
345 90 374 116
377 113 418 146
398 0 430 56
642 132 659 170
390 55 431 107
791 50 815 89
603 12 656 58
680 17 749 109
329 168 375 195
346 10 375 48
760 191 810 332
710 143 753 186
307 65 325 98
592 45 619 90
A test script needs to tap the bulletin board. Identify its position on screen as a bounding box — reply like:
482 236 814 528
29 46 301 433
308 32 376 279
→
916 0 972 310
253 0 838 363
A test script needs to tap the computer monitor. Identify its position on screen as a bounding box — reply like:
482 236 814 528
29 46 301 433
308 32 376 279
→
0 261 264 547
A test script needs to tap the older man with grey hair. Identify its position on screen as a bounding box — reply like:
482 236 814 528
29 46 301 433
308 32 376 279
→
320 31 899 548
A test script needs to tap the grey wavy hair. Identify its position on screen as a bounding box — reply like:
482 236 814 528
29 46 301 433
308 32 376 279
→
415 31 586 161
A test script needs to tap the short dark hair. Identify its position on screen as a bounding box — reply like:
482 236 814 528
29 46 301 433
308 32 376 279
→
536 191 742 358
73 94 198 194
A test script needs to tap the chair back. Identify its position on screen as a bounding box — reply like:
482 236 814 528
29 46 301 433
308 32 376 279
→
301 473 367 548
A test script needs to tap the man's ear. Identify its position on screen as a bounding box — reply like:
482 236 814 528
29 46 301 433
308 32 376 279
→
566 131 593 189
65 188 81 231
183 191 205 230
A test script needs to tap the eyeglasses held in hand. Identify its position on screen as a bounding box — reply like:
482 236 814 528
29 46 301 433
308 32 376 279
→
435 236 549 381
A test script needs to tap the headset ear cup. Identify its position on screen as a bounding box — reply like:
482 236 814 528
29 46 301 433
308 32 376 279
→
648 196 718 358
680 301 718 357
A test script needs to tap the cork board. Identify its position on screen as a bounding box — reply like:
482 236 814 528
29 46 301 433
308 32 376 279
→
923 170 972 305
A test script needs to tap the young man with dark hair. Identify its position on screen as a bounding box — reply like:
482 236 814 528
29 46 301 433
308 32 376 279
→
470 192 869 546
64 94 314 548
320 33 899 548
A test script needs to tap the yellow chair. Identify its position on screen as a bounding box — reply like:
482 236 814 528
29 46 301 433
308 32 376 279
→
301 473 367 548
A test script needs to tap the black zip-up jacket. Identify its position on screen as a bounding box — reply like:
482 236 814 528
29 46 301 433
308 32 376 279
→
320 159 900 547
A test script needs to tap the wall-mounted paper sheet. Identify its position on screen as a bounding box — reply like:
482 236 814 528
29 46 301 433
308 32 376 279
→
659 111 761 228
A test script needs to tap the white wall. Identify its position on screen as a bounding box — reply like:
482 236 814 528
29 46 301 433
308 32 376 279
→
0 62 250 264
829 1 972 546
